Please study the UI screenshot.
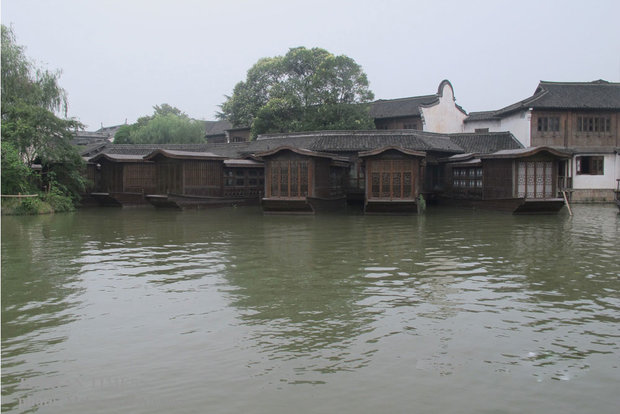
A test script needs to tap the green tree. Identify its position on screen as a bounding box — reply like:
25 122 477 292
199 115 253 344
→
1 141 34 194
111 124 136 144
1 24 85 205
113 104 205 144
218 47 375 137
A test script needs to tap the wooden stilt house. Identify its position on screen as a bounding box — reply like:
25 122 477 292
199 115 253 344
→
443 146 571 213
359 146 426 214
257 146 350 214
88 153 156 206
143 149 263 209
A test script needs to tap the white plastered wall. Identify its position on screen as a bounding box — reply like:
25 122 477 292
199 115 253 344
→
463 110 532 147
421 81 467 133
568 153 619 202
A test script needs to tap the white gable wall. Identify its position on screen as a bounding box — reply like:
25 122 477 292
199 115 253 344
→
463 119 502 132
421 81 467 133
499 111 532 147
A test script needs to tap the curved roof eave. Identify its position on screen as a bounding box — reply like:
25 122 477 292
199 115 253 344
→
358 146 426 158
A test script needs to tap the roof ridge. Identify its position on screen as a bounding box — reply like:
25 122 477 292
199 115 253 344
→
538 79 619 86
373 93 438 103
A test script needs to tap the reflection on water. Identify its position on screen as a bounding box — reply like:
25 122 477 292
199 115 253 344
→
2 206 619 413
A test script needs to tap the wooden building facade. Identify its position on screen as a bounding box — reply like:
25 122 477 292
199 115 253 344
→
143 149 263 208
83 129 562 214
443 147 570 213
359 147 426 213
464 80 620 203
258 147 349 213
88 153 156 206
145 150 226 197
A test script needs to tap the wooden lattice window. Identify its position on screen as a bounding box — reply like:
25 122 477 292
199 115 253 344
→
269 160 309 198
516 161 554 198
368 159 416 200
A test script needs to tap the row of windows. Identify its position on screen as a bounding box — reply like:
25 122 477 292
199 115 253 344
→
224 168 264 187
537 117 560 132
536 116 613 133
453 179 482 188
577 117 611 133
454 167 482 178
452 167 482 189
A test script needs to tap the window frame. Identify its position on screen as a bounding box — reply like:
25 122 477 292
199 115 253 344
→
576 156 604 175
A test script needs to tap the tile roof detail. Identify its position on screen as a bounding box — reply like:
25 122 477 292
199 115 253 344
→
370 94 439 119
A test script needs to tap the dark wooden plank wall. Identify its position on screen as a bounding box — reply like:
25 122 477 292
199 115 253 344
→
482 159 514 199
123 164 156 193
313 158 335 198
183 160 222 197
99 162 124 193
156 159 182 194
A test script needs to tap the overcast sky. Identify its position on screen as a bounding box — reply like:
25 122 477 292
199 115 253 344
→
2 0 619 130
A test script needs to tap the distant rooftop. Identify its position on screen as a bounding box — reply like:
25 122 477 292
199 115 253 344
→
204 120 233 137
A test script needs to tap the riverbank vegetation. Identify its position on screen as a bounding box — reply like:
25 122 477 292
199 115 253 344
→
1 24 86 214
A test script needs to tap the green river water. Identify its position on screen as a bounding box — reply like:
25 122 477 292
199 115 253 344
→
2 205 619 413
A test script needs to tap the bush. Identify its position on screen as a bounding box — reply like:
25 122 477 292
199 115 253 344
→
12 197 52 215
42 186 75 213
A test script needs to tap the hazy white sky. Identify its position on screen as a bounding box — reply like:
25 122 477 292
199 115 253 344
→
2 0 619 130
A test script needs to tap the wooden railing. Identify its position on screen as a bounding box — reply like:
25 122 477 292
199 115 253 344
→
1 194 39 198
558 176 572 191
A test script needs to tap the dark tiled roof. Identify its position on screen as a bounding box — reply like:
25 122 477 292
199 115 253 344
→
96 125 124 135
83 130 523 161
531 80 620 109
104 143 214 155
481 147 571 159
72 131 111 146
369 94 438 119
463 110 501 122
257 130 463 153
449 132 523 154
204 120 233 136
144 149 226 160
465 80 620 122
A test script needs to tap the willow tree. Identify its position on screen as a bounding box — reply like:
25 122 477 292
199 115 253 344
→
1 24 85 203
218 47 375 137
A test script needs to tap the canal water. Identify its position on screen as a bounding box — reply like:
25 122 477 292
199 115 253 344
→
2 205 619 413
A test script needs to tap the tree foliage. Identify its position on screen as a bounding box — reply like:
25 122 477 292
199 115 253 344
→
218 47 375 137
1 141 34 194
113 104 205 144
1 24 85 205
